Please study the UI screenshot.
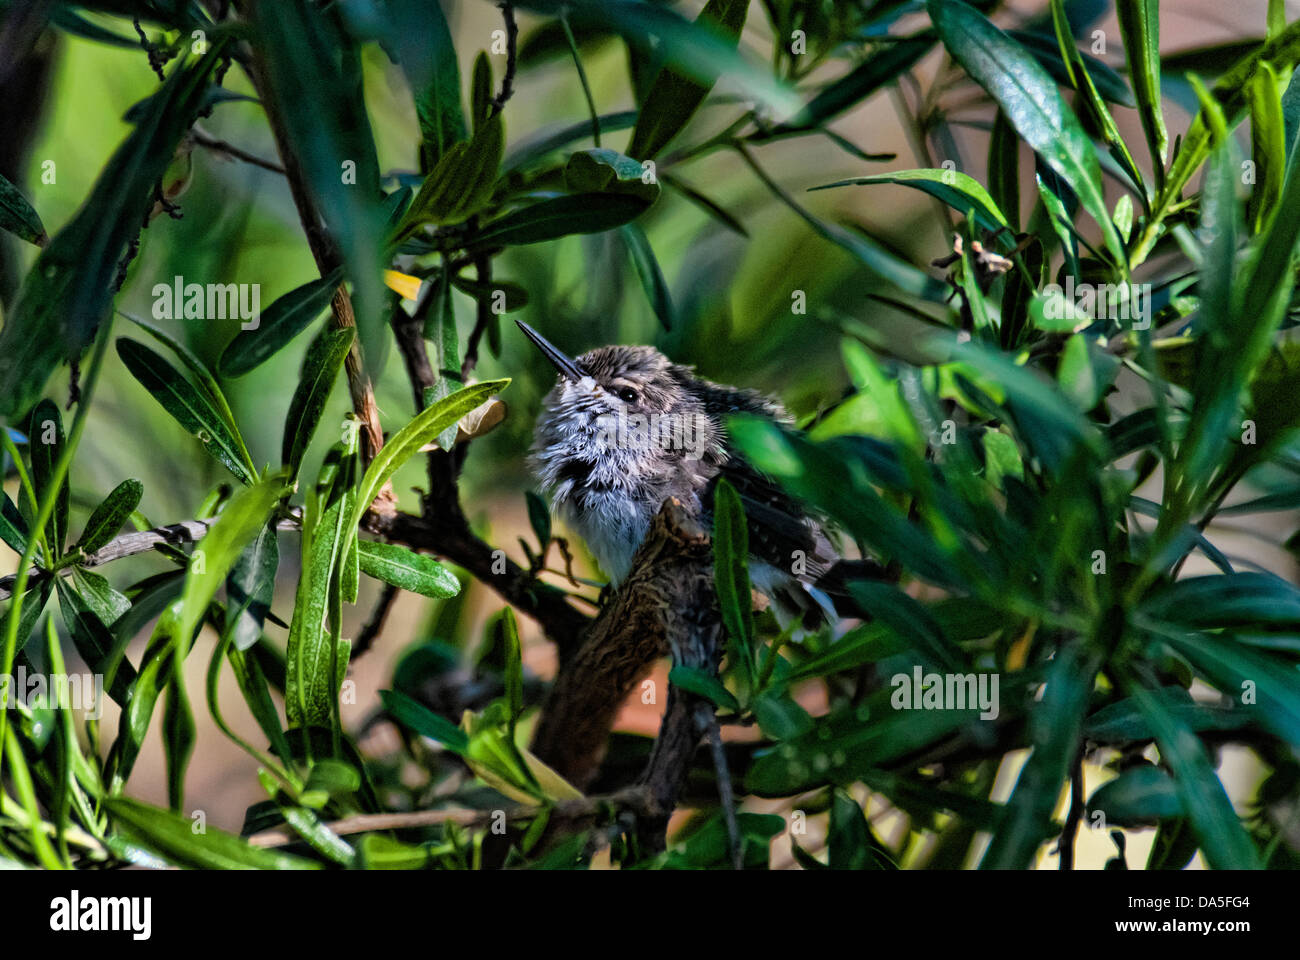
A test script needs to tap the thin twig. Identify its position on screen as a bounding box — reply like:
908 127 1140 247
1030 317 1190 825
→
191 125 286 174
490 2 518 117
0 518 300 602
245 788 649 848
696 701 742 870
352 583 398 660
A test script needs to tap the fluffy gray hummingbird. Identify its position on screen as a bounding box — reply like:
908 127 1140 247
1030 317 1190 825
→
517 319 858 625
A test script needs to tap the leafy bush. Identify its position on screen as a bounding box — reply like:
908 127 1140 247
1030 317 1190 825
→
0 0 1297 870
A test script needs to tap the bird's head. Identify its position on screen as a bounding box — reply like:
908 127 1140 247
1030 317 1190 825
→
517 320 722 499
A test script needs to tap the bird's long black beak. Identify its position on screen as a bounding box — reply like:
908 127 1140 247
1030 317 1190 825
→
515 319 585 381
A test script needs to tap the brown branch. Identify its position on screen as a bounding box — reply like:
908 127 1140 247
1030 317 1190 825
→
375 510 590 659
190 124 286 174
238 35 386 467
245 788 650 849
530 499 722 817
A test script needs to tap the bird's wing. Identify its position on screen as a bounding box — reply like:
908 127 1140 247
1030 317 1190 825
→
701 453 838 582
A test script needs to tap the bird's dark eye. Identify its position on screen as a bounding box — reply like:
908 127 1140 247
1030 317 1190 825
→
616 387 638 403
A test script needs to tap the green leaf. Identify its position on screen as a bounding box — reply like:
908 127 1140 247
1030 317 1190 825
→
1116 0 1169 172
564 148 661 204
518 0 799 121
404 53 505 227
829 789 895 869
286 436 358 729
300 758 362 808
466 194 652 250
927 0 1123 263
987 110 1021 231
500 608 524 731
1087 765 1184 827
625 0 749 160
1142 572 1300 629
116 338 258 485
765 34 936 136
76 479 143 554
0 173 45 245
249 0 387 372
348 379 509 540
226 518 280 652
752 690 814 740
0 492 28 556
1161 629 1300 747
0 44 227 418
1084 686 1249 743
357 540 461 599
282 326 354 480
26 399 69 556
711 478 752 681
525 490 551 547
1247 59 1287 231
1124 681 1261 869
175 477 287 651
386 0 467 170
980 644 1100 869
810 168 1009 236
105 797 321 870
379 688 470 755
220 270 341 378
668 664 739 712
162 669 195 811
621 223 674 330
1057 333 1120 411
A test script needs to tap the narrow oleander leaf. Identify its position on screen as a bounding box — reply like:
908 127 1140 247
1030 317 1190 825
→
621 223 674 330
161 670 195 811
117 338 258 485
1246 59 1287 231
379 688 470 755
56 577 136 706
286 436 358 729
980 645 1100 869
1125 681 1261 869
465 194 650 250
385 0 467 170
927 0 1123 263
0 492 28 555
403 53 504 227
1087 765 1184 827
26 399 69 556
0 44 228 419
669 665 740 712
525 490 551 547
1116 0 1169 172
500 608 524 731
811 168 1009 235
0 172 45 245
764 34 935 137
357 540 461 599
565 148 661 204
625 0 749 160
220 270 341 378
349 379 509 538
105 797 321 869
226 519 281 653
282 326 354 480
249 0 387 374
711 478 753 681
76 479 143 554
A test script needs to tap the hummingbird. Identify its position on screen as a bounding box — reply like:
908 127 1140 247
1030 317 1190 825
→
517 319 858 626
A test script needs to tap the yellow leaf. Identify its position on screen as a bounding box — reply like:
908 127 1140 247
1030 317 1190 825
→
384 269 422 301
